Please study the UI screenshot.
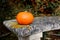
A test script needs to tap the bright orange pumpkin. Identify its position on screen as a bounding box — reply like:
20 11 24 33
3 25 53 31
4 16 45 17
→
16 11 34 25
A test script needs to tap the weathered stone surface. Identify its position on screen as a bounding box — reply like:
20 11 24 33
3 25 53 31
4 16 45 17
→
3 16 60 40
29 32 42 40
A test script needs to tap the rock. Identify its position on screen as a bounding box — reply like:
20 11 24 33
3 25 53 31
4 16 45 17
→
3 16 60 40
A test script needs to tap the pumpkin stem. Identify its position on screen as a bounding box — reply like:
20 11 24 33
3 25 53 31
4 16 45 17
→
24 11 28 12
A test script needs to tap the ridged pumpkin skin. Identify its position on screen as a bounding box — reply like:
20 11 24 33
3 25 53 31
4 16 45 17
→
16 11 34 25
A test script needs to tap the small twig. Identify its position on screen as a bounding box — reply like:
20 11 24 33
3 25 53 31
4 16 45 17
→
0 32 10 38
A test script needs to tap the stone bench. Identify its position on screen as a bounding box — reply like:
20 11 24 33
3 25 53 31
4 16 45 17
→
3 16 60 40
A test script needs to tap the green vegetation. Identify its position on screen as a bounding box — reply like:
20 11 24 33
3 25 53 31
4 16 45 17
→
0 0 60 40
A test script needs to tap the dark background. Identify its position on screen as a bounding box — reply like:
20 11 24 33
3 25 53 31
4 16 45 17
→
0 0 60 40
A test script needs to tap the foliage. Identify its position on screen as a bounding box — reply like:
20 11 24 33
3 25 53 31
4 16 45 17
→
0 0 60 40
0 0 60 21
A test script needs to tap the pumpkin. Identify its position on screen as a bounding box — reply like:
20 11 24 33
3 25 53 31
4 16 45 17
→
16 11 34 25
